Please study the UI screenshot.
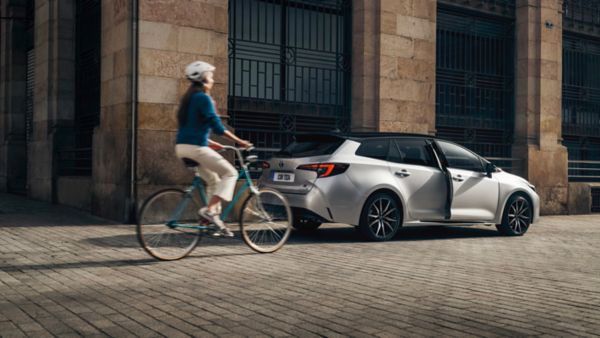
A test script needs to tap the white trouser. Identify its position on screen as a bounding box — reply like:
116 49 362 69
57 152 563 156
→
175 144 238 204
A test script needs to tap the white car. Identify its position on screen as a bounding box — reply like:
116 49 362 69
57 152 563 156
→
259 133 540 241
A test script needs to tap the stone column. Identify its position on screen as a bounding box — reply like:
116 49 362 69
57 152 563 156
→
135 0 229 206
0 0 28 193
352 0 437 134
92 0 133 221
28 0 76 201
514 0 568 214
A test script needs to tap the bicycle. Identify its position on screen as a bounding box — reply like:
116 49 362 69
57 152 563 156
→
136 145 292 260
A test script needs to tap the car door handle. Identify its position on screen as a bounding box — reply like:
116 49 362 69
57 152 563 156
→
452 175 464 182
395 170 411 177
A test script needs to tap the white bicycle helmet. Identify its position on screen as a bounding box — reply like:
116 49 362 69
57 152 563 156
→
185 61 215 83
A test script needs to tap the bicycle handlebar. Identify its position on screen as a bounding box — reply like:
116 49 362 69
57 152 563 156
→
217 145 255 165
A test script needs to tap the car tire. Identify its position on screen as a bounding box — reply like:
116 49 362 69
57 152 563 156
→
497 193 532 236
292 214 322 232
359 192 402 241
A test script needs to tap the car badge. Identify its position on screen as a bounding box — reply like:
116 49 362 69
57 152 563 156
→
279 161 285 169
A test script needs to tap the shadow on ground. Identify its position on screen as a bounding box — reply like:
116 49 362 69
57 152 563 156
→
84 225 501 250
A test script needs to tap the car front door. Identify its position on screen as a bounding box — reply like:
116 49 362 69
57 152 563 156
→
434 141 499 222
387 138 447 221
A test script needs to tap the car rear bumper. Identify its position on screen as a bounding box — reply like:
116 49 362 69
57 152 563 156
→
261 183 334 222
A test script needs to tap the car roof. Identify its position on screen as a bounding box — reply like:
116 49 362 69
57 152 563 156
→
293 132 438 142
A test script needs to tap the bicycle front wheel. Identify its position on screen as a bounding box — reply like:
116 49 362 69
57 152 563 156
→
240 189 292 253
137 189 202 261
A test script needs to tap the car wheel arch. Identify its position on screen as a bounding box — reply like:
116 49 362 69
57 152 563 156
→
498 190 534 225
360 188 405 224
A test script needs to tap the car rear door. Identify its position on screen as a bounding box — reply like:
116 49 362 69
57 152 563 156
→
434 140 500 221
259 134 345 194
387 138 447 221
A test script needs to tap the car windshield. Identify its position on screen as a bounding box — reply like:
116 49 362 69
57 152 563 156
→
276 135 344 158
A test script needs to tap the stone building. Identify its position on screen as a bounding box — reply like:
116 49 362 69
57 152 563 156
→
1 0 599 222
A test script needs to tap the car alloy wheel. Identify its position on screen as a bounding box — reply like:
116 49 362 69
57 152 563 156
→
360 192 402 241
498 194 532 236
507 196 531 235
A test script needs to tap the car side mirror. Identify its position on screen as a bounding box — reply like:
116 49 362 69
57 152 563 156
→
485 162 495 178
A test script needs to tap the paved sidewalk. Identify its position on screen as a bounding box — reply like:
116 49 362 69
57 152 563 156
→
1 193 599 337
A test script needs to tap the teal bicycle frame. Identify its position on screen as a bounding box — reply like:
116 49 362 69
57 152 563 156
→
167 147 257 231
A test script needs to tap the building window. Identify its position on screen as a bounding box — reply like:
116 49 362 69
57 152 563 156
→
562 0 600 182
228 0 352 159
435 1 516 172
59 0 101 176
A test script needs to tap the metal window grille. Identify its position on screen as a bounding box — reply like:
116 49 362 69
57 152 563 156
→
436 3 516 172
25 49 34 142
563 0 600 36
563 32 600 182
58 0 101 176
25 0 35 143
228 0 352 162
592 187 600 212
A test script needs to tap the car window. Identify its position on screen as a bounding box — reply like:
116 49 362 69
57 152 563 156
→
355 139 389 161
277 135 344 158
392 139 436 167
437 141 483 172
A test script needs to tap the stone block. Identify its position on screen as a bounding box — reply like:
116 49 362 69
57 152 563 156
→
379 121 429 134
380 0 411 16
412 0 436 20
92 129 130 185
414 39 435 61
114 49 131 78
135 129 189 186
57 177 92 211
396 58 435 82
380 34 414 58
139 48 198 78
139 20 178 51
537 186 568 215
100 103 131 131
177 27 214 55
138 75 179 104
101 54 114 82
137 102 178 131
140 0 215 31
380 11 397 35
92 182 129 222
396 15 434 40
28 178 52 202
568 183 591 215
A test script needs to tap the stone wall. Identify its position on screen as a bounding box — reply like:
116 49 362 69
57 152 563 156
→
91 0 134 221
352 0 436 134
0 0 28 194
28 0 76 202
135 0 229 207
514 0 568 214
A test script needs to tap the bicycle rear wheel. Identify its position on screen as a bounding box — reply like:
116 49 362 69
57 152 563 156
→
240 189 292 253
137 189 202 260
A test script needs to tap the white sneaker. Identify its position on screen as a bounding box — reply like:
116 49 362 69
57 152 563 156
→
198 207 234 237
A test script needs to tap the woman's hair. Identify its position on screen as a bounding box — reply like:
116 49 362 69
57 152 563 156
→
177 81 208 127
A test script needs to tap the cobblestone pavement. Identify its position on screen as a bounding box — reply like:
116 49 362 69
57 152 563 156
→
1 193 599 337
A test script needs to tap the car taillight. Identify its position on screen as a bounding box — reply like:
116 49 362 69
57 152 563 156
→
262 161 270 169
297 163 349 178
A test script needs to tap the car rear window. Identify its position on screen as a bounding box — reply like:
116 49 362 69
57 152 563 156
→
276 135 345 158
355 139 389 161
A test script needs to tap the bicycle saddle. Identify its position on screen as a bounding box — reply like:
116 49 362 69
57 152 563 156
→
181 158 199 168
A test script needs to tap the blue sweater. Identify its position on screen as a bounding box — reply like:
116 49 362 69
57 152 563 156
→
176 92 226 146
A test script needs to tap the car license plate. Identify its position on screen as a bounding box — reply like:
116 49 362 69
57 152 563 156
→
273 172 295 182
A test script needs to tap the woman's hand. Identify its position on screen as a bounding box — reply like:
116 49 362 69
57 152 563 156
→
237 139 253 149
208 139 224 150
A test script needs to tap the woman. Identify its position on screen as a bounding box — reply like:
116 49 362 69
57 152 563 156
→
175 61 252 237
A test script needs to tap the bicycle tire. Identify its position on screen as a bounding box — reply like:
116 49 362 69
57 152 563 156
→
137 189 202 261
239 188 292 253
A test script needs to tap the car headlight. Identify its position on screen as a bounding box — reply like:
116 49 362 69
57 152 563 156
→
527 183 536 192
